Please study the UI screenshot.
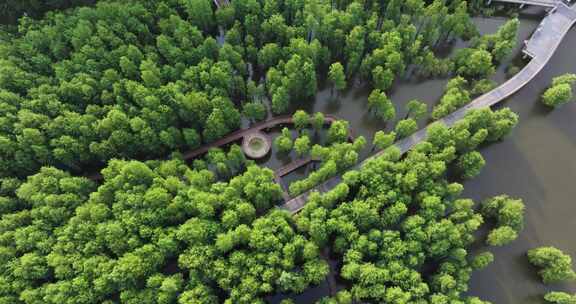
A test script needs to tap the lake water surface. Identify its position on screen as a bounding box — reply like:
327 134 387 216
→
263 9 576 303
464 11 576 304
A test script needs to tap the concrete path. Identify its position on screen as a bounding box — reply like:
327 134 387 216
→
491 0 561 7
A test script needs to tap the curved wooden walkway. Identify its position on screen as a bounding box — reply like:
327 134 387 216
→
280 3 576 214
85 114 345 181
272 125 354 200
182 114 342 160
275 157 315 177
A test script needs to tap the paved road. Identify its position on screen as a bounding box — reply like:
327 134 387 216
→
280 3 576 214
491 0 561 7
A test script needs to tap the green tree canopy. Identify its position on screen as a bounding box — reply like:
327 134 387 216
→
274 128 294 153
528 247 576 284
328 62 347 93
544 291 576 304
368 89 396 122
292 110 310 132
395 118 418 139
542 74 576 108
294 135 311 157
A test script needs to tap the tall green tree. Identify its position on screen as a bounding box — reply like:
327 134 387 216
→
243 102 267 123
544 292 576 304
274 127 293 153
405 100 428 120
327 120 349 144
528 247 576 284
372 131 396 150
182 0 215 32
292 110 310 132
312 112 325 134
542 74 576 108
272 87 290 114
203 109 230 142
294 135 311 157
328 62 346 94
457 151 485 179
395 118 418 139
368 89 396 122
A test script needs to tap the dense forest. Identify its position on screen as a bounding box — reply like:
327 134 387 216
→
0 0 95 24
0 0 548 303
0 107 522 303
0 0 518 178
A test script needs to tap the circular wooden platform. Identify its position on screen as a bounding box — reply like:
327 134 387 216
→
242 131 271 159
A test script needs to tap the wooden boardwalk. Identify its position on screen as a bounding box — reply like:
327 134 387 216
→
275 157 315 177
272 125 355 200
85 114 343 180
182 114 341 160
280 3 576 214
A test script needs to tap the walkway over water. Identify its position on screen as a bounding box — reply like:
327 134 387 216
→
280 3 576 214
85 114 343 181
490 0 562 7
182 114 341 160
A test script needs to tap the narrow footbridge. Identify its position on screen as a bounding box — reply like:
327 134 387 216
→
182 114 341 160
280 3 576 214
489 0 563 7
85 114 342 181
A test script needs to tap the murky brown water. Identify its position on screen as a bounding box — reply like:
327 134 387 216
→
267 8 576 303
464 10 576 304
